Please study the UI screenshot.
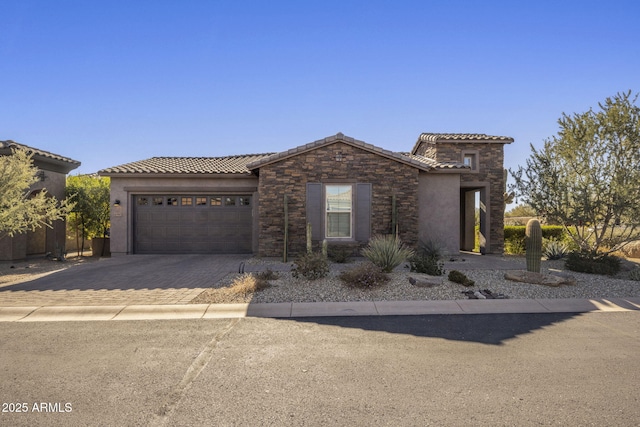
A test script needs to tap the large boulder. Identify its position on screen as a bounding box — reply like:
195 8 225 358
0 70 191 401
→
504 270 577 287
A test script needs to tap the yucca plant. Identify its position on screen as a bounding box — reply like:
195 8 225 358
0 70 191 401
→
361 235 414 273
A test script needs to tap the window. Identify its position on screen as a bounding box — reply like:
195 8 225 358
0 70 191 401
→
325 185 352 238
137 197 149 206
210 196 222 206
462 151 479 171
239 196 251 206
152 197 164 206
181 197 193 206
224 196 236 206
196 197 207 206
167 197 178 206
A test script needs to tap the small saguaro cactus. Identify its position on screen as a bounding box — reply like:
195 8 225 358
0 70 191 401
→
525 218 542 273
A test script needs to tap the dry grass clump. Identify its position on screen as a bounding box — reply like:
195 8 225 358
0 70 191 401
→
229 273 270 295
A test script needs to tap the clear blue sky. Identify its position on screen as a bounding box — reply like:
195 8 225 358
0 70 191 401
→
2 0 638 181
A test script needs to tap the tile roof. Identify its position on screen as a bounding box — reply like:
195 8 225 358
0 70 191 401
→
0 140 81 166
402 153 469 170
418 133 514 143
99 153 275 175
246 132 455 171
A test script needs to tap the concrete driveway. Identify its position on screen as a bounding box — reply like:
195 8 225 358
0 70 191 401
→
0 255 253 306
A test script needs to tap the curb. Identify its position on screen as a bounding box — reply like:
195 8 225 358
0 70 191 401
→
1 297 639 322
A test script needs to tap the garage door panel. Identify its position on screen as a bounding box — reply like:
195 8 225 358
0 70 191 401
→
134 194 253 254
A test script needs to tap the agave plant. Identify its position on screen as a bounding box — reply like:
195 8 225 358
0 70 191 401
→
543 240 570 260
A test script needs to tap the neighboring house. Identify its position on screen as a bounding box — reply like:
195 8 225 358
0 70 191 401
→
99 132 513 257
0 140 81 261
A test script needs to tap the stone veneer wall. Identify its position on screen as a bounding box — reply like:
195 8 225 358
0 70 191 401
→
257 142 419 257
415 141 507 254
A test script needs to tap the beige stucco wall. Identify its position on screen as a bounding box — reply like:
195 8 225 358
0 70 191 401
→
418 172 460 256
107 175 259 256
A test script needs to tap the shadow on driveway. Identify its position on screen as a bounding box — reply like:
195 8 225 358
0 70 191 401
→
0 255 250 292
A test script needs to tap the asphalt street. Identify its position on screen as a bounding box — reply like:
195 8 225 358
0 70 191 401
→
1 312 639 426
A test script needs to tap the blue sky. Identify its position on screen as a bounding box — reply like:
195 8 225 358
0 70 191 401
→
2 0 638 182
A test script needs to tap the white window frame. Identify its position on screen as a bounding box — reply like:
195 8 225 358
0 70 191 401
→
324 184 353 239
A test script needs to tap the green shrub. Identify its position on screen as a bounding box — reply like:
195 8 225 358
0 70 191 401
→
408 253 445 276
504 225 566 240
327 245 352 263
504 237 526 255
564 251 621 276
408 239 445 275
256 268 280 281
291 252 329 280
629 269 640 282
505 225 568 255
543 239 570 260
339 262 389 289
361 235 414 273
448 270 475 287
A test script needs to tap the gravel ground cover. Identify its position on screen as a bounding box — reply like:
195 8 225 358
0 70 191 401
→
190 256 640 304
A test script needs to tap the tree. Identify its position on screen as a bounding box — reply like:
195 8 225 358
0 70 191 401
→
505 204 536 218
510 91 640 254
0 147 73 238
66 175 110 255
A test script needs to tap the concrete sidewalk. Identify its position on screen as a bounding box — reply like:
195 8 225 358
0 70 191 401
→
2 297 639 322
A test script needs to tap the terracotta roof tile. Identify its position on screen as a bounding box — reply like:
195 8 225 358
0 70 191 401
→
99 153 275 175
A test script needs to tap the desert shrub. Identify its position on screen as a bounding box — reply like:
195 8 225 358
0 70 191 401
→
361 235 414 273
339 262 389 289
408 239 445 275
327 245 352 263
543 239 570 260
256 268 279 281
629 269 640 282
448 270 475 287
504 237 526 255
564 251 621 276
291 252 329 280
504 225 566 241
417 238 443 260
230 273 269 295
408 253 445 276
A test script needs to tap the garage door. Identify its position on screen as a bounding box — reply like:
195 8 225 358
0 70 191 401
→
134 195 253 254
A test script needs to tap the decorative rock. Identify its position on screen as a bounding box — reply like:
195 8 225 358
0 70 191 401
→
408 276 443 288
504 270 576 287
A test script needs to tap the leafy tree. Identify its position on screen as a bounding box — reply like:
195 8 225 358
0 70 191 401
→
0 147 73 238
66 175 110 255
505 204 536 218
510 91 640 254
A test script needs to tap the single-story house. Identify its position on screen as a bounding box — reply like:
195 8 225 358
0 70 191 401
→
99 132 513 257
0 140 81 261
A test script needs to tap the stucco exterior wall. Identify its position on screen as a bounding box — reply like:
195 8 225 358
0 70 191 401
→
108 175 259 255
414 141 507 254
418 173 460 256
